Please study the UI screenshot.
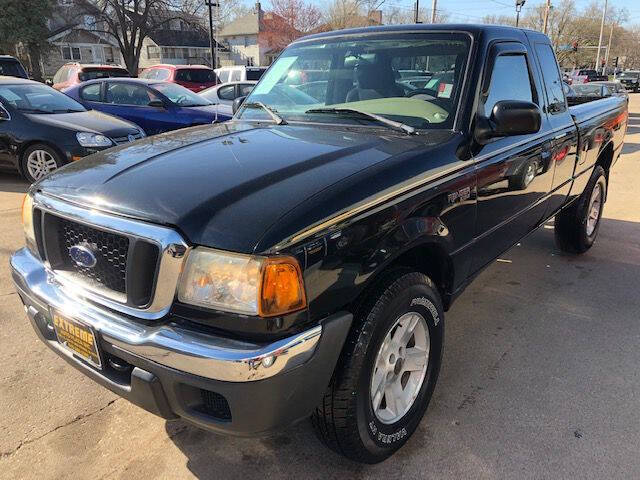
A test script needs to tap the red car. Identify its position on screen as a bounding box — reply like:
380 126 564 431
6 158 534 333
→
51 63 130 91
138 64 218 92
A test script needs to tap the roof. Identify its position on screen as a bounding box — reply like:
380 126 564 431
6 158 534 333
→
142 64 212 70
148 29 215 48
78 78 162 86
219 10 260 36
0 76 38 85
296 23 528 44
0 55 19 60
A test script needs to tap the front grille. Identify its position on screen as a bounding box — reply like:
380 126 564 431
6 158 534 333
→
37 210 160 306
58 217 129 293
199 389 232 421
111 132 144 145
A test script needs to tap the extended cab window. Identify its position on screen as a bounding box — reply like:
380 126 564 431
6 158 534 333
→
484 54 535 117
535 44 566 113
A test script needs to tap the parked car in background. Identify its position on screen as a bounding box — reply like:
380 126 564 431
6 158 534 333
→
617 70 639 92
591 81 629 103
0 77 143 182
565 83 613 106
138 64 218 93
199 81 256 106
51 63 130 91
64 78 230 135
570 69 608 84
0 55 28 79
215 66 266 83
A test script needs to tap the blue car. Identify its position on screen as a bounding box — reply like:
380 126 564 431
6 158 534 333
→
64 78 232 135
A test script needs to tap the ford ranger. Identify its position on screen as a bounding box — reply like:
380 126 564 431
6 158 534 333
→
11 25 627 463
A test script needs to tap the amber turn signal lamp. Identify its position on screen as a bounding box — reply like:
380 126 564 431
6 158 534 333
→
258 256 307 317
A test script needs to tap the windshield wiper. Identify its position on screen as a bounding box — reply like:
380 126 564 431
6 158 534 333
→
305 107 416 135
243 101 286 125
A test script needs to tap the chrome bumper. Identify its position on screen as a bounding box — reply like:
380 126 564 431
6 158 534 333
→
11 247 321 382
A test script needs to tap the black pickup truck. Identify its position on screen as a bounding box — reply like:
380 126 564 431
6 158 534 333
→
11 24 627 463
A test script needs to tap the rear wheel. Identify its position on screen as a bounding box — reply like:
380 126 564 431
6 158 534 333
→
20 144 63 183
555 166 606 254
311 270 444 463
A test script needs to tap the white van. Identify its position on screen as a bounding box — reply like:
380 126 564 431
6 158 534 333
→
214 66 267 83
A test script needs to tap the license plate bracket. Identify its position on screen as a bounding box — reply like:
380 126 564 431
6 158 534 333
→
51 311 102 369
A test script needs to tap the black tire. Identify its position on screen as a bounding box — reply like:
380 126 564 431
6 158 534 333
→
311 270 444 463
554 166 607 254
20 143 64 183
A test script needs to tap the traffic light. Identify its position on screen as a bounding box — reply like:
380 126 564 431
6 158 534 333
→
572 41 578 52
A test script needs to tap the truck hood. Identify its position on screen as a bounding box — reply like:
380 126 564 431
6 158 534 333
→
36 122 452 252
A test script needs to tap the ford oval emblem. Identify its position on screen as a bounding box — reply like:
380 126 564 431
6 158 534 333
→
69 245 97 268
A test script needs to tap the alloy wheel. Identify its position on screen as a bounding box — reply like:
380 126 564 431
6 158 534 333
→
26 149 58 181
586 182 603 237
370 311 430 424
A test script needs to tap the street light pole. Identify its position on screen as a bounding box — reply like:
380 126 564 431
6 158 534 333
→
542 0 551 34
595 0 607 71
604 22 614 75
515 0 525 27
430 0 437 23
414 0 419 23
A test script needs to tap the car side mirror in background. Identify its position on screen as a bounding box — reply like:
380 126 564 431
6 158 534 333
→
475 100 541 143
148 99 165 109
232 96 247 115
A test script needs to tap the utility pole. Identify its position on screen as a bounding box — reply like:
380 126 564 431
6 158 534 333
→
604 22 614 75
431 0 437 23
595 0 607 71
542 0 551 35
515 0 525 27
206 0 216 69
414 0 419 23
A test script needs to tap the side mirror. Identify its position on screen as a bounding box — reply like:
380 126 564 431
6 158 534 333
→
476 100 541 143
148 99 165 109
232 95 247 115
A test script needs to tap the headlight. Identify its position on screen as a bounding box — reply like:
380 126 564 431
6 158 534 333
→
178 248 306 317
76 132 113 148
22 193 37 253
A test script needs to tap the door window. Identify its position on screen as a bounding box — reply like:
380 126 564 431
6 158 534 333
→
217 85 236 100
218 70 229 83
231 69 241 82
105 83 155 106
80 83 102 102
484 54 536 117
535 44 567 113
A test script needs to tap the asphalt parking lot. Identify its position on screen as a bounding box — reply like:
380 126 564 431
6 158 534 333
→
1 95 639 479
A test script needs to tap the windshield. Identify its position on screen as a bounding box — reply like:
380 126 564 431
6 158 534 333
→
237 33 471 130
153 82 212 106
79 68 130 82
0 60 27 78
0 83 86 113
619 71 639 79
175 69 217 83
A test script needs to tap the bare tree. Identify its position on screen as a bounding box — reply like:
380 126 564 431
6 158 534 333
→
74 0 201 74
271 0 322 34
324 0 386 31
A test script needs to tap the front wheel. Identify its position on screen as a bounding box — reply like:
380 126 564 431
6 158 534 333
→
20 144 63 183
311 270 444 463
554 166 606 254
